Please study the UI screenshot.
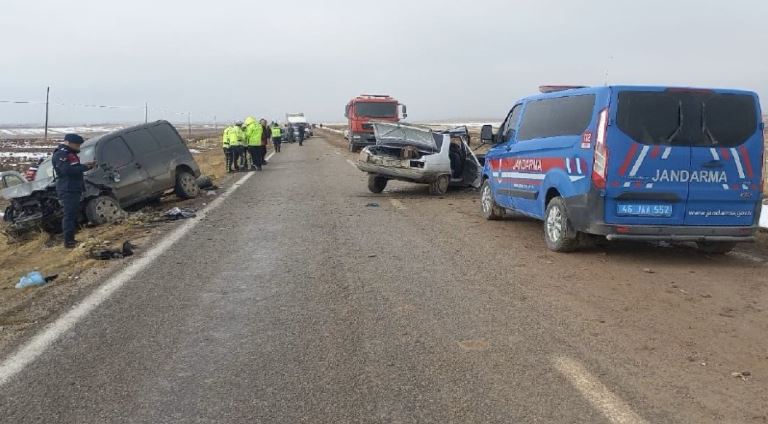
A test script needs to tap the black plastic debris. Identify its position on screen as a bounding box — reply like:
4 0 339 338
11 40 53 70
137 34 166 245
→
90 241 136 260
365 203 379 208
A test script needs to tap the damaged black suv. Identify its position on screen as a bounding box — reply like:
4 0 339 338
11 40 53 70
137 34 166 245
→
1 120 201 234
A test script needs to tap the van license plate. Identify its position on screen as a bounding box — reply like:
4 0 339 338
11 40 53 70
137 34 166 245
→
616 203 672 217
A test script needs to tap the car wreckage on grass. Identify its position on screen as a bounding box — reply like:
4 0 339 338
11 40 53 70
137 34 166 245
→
356 122 482 195
1 120 202 235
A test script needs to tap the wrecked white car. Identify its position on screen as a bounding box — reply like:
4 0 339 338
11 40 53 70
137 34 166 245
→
356 123 482 195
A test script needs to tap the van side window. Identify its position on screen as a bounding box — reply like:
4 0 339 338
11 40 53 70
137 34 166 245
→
123 129 160 156
149 124 184 148
501 104 523 142
100 137 133 168
517 95 595 142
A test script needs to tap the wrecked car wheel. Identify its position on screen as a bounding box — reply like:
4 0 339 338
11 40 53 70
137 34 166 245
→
429 175 450 196
85 195 124 225
480 179 504 220
175 171 200 199
367 175 388 193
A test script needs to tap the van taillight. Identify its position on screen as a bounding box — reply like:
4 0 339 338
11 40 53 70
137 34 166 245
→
592 108 609 189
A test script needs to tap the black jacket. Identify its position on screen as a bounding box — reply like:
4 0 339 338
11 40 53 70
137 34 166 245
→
52 144 89 192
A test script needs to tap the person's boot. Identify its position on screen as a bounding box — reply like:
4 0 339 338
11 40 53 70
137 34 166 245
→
64 239 78 249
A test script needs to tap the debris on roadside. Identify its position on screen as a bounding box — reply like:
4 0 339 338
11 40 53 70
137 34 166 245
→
643 268 655 274
89 241 136 260
365 203 379 208
16 271 57 289
731 371 751 381
163 207 197 221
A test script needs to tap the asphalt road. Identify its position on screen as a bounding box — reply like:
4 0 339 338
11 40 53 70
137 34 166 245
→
0 135 765 423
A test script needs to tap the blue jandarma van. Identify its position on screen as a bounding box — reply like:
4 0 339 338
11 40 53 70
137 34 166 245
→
480 85 764 253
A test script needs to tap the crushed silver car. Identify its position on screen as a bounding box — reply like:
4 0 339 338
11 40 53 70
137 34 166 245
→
356 122 482 195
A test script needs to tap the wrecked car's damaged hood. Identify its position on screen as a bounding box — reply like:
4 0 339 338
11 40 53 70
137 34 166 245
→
373 122 439 151
0 177 55 200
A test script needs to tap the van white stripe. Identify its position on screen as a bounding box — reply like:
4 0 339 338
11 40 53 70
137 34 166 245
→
722 184 729 190
742 184 750 190
645 183 653 189
628 145 650 177
709 148 720 160
661 147 672 159
565 158 572 174
576 158 582 174
499 172 585 183
623 182 631 188
731 148 745 179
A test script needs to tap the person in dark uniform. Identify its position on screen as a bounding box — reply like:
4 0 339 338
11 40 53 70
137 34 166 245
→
52 134 93 248
297 124 305 146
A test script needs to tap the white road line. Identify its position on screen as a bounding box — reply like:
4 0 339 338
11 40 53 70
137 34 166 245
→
554 356 648 424
346 159 357 168
628 145 650 177
0 167 263 388
389 199 406 210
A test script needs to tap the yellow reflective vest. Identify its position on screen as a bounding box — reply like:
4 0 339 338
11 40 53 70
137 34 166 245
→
222 126 233 148
244 117 263 146
271 126 282 138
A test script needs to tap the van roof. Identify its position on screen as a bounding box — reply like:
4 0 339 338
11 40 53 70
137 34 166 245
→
521 85 759 103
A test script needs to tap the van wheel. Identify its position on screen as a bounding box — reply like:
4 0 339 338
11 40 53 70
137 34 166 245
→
175 171 200 199
696 241 736 254
85 195 124 225
367 175 387 193
429 175 450 195
544 197 580 252
480 179 504 220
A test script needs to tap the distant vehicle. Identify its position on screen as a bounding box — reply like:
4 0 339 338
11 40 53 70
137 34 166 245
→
0 171 26 189
357 122 481 195
345 94 406 152
2 120 201 234
286 113 310 141
480 85 764 253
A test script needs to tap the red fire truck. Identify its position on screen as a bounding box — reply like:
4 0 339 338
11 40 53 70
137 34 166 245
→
344 94 407 152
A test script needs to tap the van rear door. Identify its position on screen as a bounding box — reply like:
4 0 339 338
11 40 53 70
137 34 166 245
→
604 88 691 225
684 91 762 226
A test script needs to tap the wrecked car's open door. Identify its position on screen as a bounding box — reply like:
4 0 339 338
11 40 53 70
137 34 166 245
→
443 126 482 188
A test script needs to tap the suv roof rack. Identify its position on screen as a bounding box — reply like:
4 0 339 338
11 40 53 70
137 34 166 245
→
539 85 587 94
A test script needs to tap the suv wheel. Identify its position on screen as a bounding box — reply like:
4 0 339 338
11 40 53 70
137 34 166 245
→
429 174 450 196
85 195 124 225
367 175 387 193
696 241 736 254
174 171 200 199
480 179 504 220
544 197 580 252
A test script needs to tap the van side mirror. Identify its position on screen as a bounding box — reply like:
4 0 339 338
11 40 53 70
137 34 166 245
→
480 125 494 144
401 104 407 119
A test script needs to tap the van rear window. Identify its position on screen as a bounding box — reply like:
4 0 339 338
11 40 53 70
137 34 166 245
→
517 95 595 141
616 91 757 147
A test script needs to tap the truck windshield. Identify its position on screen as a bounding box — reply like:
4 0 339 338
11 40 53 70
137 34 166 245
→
355 102 397 118
616 91 757 147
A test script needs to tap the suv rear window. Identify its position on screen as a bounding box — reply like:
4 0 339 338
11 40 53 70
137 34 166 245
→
616 91 757 147
148 123 184 148
517 95 595 141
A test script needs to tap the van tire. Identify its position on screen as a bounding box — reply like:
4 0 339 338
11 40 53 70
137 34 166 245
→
429 175 450 196
85 195 124 225
480 179 504 220
367 175 388 193
696 241 736 254
544 197 580 252
174 171 200 199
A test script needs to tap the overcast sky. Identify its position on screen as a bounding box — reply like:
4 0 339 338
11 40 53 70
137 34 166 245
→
1 0 766 125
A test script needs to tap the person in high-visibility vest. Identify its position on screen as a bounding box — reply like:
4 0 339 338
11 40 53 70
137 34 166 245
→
229 121 245 171
271 122 283 153
244 116 263 171
222 124 234 173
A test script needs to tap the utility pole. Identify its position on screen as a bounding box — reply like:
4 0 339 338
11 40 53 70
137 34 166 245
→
144 102 148 123
187 112 191 139
44 86 50 142
213 115 217 131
